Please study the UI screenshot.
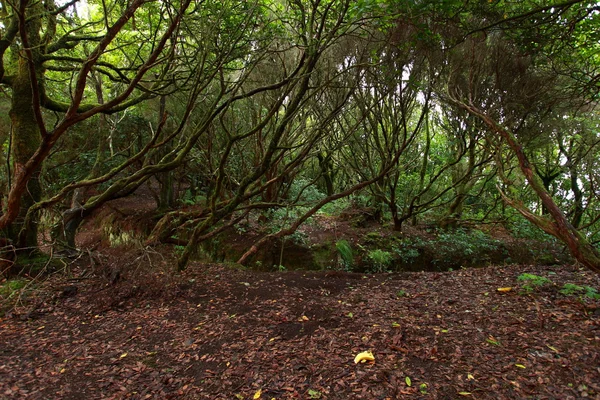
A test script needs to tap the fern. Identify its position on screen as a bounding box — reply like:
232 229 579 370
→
336 239 353 268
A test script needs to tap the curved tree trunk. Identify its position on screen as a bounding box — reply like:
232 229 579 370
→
456 101 600 274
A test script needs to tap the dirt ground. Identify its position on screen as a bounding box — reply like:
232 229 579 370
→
1 253 599 399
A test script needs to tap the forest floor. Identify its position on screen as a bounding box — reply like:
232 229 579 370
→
1 254 599 399
1 188 600 399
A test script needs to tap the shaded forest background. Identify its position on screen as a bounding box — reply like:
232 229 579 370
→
1 0 600 275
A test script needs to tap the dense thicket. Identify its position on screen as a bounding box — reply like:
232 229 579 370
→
1 0 599 273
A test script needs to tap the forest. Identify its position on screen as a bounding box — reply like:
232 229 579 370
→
1 0 600 398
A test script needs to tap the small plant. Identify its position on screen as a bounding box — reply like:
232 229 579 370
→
560 283 600 300
517 273 552 292
336 239 353 269
275 264 287 272
0 278 28 300
367 249 393 273
174 245 185 256
366 231 382 241
396 289 408 297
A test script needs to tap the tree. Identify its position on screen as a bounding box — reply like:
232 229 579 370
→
443 1 600 272
0 0 192 258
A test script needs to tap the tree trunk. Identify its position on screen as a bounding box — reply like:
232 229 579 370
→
8 23 42 251
457 102 600 274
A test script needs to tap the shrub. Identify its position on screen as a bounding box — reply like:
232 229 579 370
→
367 249 393 273
431 229 502 268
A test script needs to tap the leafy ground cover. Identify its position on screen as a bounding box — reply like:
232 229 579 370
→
1 255 599 399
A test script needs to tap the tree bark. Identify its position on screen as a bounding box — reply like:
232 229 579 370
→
7 2 43 250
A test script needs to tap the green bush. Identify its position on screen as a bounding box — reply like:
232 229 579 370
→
431 229 502 268
393 237 425 264
367 249 393 273
508 217 556 242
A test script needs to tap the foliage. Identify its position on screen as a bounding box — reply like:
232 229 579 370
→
335 240 354 270
393 237 425 264
508 216 557 242
559 283 600 300
517 273 552 293
430 229 503 269
0 278 27 300
367 249 393 273
1 0 600 273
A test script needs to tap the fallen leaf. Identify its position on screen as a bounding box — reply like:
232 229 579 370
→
253 388 262 399
354 351 375 364
515 364 526 369
497 287 512 292
547 345 559 353
119 353 128 359
405 376 412 386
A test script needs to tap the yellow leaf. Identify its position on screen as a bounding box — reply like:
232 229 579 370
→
547 345 559 353
405 376 412 386
119 353 128 359
467 374 474 380
458 392 472 396
253 388 262 399
515 364 526 369
60 368 66 374
497 287 512 293
354 351 375 364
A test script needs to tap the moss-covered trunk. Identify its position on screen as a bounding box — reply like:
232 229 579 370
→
5 1 44 251
8 46 42 250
